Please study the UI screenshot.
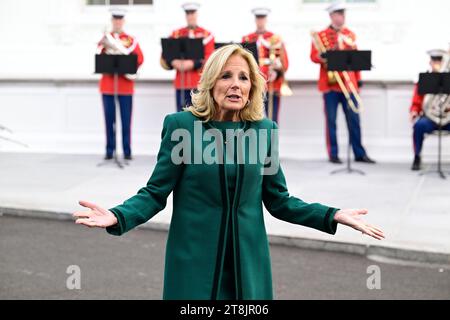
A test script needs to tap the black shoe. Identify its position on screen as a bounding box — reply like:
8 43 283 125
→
329 157 343 164
411 156 421 171
355 155 376 164
124 155 133 161
104 154 113 160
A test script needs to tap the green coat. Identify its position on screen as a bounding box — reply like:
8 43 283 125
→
106 111 338 300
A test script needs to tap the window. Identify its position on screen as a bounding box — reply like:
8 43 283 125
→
87 0 153 5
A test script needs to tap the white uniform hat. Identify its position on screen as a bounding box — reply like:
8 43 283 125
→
110 7 127 18
427 49 447 59
251 7 271 17
326 1 347 14
182 2 201 12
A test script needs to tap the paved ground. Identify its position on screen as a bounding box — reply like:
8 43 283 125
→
0 152 449 257
0 216 449 300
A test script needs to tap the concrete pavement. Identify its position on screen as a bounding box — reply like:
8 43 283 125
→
0 152 449 265
1 216 449 300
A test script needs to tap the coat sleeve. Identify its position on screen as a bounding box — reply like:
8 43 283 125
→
281 42 289 72
261 122 339 235
193 32 215 70
106 114 183 236
310 41 323 64
410 84 424 114
96 36 106 54
132 41 144 68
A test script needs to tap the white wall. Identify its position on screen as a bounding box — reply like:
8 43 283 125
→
0 0 449 81
1 0 449 160
1 80 449 162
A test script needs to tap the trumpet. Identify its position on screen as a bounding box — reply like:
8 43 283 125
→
280 80 293 97
311 31 363 113
267 35 292 120
277 43 293 97
160 56 172 70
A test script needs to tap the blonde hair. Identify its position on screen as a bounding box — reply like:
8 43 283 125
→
186 44 266 122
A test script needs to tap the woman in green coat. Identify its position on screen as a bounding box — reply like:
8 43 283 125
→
74 44 384 300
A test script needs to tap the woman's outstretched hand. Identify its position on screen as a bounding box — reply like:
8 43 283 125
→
333 209 385 240
73 200 118 228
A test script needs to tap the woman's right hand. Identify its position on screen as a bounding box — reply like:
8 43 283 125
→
73 200 118 228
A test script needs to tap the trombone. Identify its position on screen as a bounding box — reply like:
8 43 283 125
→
311 31 363 113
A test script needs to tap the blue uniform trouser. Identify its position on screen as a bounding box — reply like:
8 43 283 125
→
102 94 133 157
176 89 194 112
323 91 366 159
264 92 281 124
413 116 450 156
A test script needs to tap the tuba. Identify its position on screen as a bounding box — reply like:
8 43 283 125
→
99 29 138 80
423 48 450 126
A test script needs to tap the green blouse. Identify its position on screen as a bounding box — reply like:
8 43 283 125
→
209 120 246 300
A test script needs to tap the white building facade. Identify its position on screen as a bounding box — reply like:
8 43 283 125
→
1 0 449 160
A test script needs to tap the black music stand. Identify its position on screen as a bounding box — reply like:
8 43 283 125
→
327 50 372 176
418 72 450 179
95 54 138 169
327 50 372 72
161 38 204 108
215 42 259 64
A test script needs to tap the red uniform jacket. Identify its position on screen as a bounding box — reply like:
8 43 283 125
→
97 32 144 95
410 84 424 114
242 31 289 92
310 26 361 93
165 26 215 89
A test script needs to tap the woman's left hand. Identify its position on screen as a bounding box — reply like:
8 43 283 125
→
333 209 385 240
